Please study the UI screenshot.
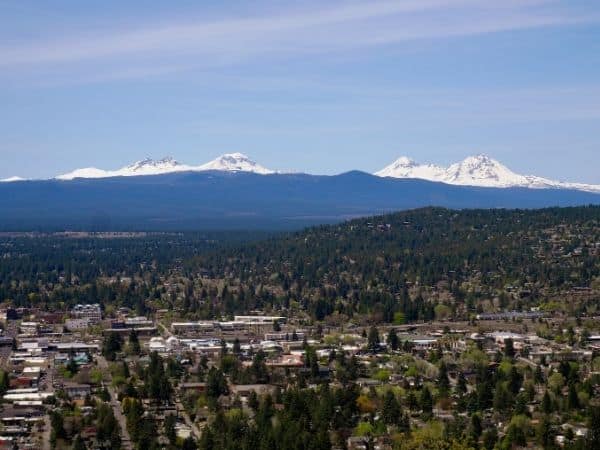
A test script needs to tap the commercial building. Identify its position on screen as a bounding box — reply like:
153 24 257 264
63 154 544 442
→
71 304 102 323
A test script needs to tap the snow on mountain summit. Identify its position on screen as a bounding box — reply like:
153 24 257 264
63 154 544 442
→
56 156 191 180
6 152 598 193
55 153 273 180
375 156 446 180
122 156 188 175
376 154 600 192
195 153 274 174
56 167 113 180
444 154 529 187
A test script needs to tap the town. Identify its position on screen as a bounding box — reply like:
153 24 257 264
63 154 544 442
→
0 302 599 449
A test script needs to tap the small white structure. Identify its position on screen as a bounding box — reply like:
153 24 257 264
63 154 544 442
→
148 337 167 353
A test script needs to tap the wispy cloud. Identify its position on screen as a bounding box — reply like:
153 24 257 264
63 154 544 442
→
179 81 600 126
0 0 597 74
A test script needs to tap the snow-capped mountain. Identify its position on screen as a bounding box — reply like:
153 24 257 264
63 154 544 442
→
0 176 26 182
56 153 273 180
374 156 447 180
194 152 273 174
3 153 598 193
56 157 194 180
376 154 600 193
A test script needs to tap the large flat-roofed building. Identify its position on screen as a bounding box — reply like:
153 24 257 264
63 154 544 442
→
234 315 286 324
218 321 246 331
50 342 100 353
18 339 48 352
103 326 157 337
65 318 90 331
476 311 544 320
70 304 102 323
171 321 216 334
19 322 39 335
124 316 154 328
264 331 305 341
63 383 91 399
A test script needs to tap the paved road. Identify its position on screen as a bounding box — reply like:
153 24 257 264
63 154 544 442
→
159 322 204 440
97 355 133 450
41 413 51 450
176 400 202 440
518 356 538 369
157 321 173 338
40 361 55 450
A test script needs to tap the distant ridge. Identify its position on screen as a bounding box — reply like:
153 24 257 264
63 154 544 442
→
2 152 598 193
0 170 598 231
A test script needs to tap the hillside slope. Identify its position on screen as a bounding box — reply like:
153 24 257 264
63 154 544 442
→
187 206 600 321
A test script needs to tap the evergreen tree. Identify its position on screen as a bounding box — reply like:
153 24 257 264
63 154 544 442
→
542 390 552 414
456 371 467 395
102 332 123 361
71 435 86 450
164 414 177 445
183 436 198 450
128 328 140 355
232 337 241 355
470 413 482 441
482 429 498 450
438 361 450 393
568 383 580 410
50 411 65 439
381 390 401 425
367 326 380 352
504 338 515 359
587 405 600 449
536 415 555 449
207 368 229 401
420 387 433 418
387 328 399 351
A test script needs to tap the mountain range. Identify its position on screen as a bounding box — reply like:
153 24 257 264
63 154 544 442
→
53 153 274 180
0 170 598 231
375 154 600 193
2 152 598 193
0 152 598 230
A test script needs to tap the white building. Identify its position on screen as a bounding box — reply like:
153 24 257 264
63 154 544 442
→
148 337 167 353
71 304 102 323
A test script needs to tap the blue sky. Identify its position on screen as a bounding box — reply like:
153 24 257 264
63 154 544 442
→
1 0 600 182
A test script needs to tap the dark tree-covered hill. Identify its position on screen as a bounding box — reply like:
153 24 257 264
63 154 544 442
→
185 206 600 322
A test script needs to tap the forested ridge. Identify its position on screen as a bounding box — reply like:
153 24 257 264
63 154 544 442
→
183 206 600 322
1 206 598 323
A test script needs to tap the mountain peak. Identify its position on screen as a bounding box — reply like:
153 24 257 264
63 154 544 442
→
197 153 274 174
445 154 516 185
224 152 248 160
126 156 182 172
393 156 416 167
6 152 598 193
459 154 495 166
375 154 600 192
0 176 26 183
55 153 274 180
375 155 445 179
